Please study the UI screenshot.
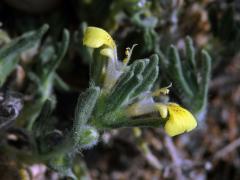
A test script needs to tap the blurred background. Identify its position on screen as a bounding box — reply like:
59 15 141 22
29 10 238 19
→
0 0 240 179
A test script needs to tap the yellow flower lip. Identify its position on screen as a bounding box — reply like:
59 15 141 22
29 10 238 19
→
155 103 197 137
83 26 116 49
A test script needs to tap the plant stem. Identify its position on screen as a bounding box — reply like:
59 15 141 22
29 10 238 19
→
100 117 163 129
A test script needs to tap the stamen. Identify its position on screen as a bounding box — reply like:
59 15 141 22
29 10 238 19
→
123 44 138 65
152 83 172 97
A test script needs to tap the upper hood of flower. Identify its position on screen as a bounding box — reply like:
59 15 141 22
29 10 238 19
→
83 27 116 49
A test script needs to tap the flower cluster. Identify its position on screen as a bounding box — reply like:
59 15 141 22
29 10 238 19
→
83 26 197 137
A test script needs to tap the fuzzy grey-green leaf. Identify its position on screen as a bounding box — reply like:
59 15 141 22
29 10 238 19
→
132 54 159 97
73 86 100 144
0 24 49 86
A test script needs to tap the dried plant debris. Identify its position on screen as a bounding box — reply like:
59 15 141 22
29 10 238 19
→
0 91 23 130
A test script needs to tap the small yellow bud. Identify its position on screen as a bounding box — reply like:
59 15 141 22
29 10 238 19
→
133 127 142 137
125 47 131 56
123 44 137 65
155 103 168 118
123 47 131 64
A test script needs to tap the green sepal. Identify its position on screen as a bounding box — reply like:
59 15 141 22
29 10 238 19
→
90 48 108 86
77 125 99 149
73 86 100 145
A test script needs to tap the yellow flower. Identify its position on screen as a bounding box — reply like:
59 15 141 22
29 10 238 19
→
82 26 120 90
82 26 117 63
155 103 197 136
83 26 116 53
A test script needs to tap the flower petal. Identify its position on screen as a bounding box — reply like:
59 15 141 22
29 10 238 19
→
83 27 116 49
164 103 197 136
127 97 155 117
100 48 114 59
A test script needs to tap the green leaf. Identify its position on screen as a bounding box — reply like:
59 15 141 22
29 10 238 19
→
106 60 145 111
0 24 49 86
196 50 211 112
0 56 19 86
32 100 53 138
168 45 193 97
158 38 212 117
132 54 159 98
0 24 48 59
43 29 70 79
185 36 196 70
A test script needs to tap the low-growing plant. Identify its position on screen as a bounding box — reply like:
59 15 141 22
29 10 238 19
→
0 25 211 179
